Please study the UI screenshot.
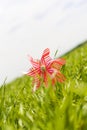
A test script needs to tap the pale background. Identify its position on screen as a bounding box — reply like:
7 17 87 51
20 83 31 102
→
0 0 87 85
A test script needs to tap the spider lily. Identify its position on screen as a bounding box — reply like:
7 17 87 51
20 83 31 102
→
26 48 66 91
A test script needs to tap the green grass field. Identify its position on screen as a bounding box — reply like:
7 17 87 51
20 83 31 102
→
0 41 87 130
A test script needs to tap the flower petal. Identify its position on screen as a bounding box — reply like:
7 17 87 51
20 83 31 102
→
47 68 54 74
56 72 66 82
33 75 40 91
28 55 40 68
51 62 62 71
50 58 66 69
54 58 66 65
41 48 50 59
27 68 40 77
41 48 52 67
42 72 48 87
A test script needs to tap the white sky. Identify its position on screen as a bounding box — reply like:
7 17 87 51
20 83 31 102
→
0 0 87 85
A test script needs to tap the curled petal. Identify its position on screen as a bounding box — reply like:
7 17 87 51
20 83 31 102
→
47 68 54 75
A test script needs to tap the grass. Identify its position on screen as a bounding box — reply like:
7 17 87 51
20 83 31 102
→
0 41 87 130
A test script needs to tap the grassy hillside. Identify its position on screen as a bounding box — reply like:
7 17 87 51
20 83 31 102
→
0 41 87 130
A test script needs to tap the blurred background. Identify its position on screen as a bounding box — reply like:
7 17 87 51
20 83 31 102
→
0 0 87 85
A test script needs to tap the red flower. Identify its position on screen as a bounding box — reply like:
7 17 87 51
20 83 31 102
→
26 48 66 91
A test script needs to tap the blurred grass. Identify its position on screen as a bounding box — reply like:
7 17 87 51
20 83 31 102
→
0 41 87 130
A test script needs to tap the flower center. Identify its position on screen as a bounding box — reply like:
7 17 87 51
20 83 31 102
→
41 65 46 72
